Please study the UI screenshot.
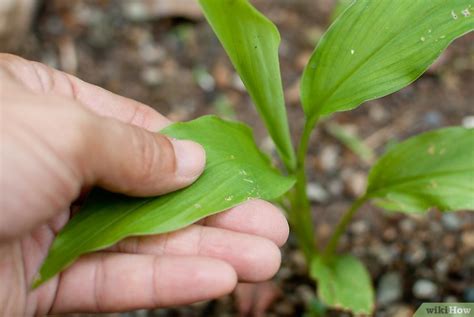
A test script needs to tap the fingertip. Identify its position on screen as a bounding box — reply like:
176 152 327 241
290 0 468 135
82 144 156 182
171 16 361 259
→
171 139 206 182
195 258 238 297
239 238 282 282
158 256 237 305
207 199 290 247
252 200 289 247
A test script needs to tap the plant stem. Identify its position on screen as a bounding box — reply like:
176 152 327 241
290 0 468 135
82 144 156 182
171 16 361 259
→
323 195 368 258
288 118 318 260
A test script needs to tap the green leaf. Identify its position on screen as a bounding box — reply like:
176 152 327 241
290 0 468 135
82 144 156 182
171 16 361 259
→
310 255 374 314
301 0 474 120
199 0 296 170
34 116 294 287
366 127 474 213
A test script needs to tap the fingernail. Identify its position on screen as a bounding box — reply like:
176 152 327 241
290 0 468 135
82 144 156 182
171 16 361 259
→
171 139 206 179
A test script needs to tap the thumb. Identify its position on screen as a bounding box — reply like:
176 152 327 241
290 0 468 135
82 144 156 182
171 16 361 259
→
82 113 206 196
0 81 205 241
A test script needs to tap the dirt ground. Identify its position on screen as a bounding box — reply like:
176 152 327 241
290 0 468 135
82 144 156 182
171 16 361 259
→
5 0 474 316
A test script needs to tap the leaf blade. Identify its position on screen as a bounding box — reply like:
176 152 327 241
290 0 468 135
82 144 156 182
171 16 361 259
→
301 0 474 119
35 116 294 287
366 127 474 213
310 255 374 314
199 0 296 169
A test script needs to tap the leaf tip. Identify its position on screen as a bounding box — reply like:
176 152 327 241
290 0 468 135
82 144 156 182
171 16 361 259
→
30 273 44 290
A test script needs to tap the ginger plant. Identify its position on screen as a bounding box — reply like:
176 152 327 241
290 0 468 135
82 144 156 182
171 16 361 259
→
37 0 474 314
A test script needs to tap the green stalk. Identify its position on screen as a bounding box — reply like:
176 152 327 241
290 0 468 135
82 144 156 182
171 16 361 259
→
323 195 368 258
288 117 319 260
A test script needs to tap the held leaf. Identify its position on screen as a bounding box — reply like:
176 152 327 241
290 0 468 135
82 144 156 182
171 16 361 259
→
34 116 295 287
366 127 474 213
311 255 374 314
301 0 474 120
199 0 296 170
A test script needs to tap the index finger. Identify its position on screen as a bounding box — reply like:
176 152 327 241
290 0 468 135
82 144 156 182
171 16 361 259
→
0 54 170 131
64 73 171 131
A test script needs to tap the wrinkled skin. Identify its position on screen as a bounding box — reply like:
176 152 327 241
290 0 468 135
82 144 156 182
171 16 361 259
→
0 54 289 315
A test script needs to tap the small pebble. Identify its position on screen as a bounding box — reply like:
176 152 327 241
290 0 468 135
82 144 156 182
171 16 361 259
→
290 250 308 275
141 67 163 86
277 267 292 280
462 231 474 250
406 242 427 264
296 285 316 306
342 169 367 198
328 179 344 196
140 43 166 63
444 295 458 303
434 257 451 278
413 279 439 299
316 222 332 240
306 182 329 203
464 287 474 302
442 234 456 250
423 111 443 127
260 136 276 155
441 213 461 231
382 227 397 241
231 73 246 91
193 67 215 92
351 220 369 235
371 243 398 265
320 145 340 172
399 218 416 234
462 116 474 128
368 103 389 122
429 221 443 234
377 272 403 306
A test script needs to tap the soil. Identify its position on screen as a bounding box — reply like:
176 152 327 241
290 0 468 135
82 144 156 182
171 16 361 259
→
7 0 474 316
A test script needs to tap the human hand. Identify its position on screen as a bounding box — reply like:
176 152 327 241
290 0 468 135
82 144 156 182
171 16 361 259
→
0 54 289 315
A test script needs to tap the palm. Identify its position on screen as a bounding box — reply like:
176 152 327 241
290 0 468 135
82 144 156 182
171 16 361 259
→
2 213 67 314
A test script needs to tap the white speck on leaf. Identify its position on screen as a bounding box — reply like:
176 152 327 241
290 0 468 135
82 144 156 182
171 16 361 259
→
350 49 355 55
428 144 436 155
243 178 254 183
225 195 233 201
229 155 235 160
239 169 247 176
451 10 458 19
194 203 201 209
440 35 446 39
420 36 425 42
461 8 471 17
428 29 432 33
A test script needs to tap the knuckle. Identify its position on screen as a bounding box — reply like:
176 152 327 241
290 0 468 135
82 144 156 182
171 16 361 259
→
131 129 166 186
0 53 24 69
62 106 97 170
93 254 107 313
0 54 24 80
0 54 54 94
128 104 149 128
29 61 55 93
